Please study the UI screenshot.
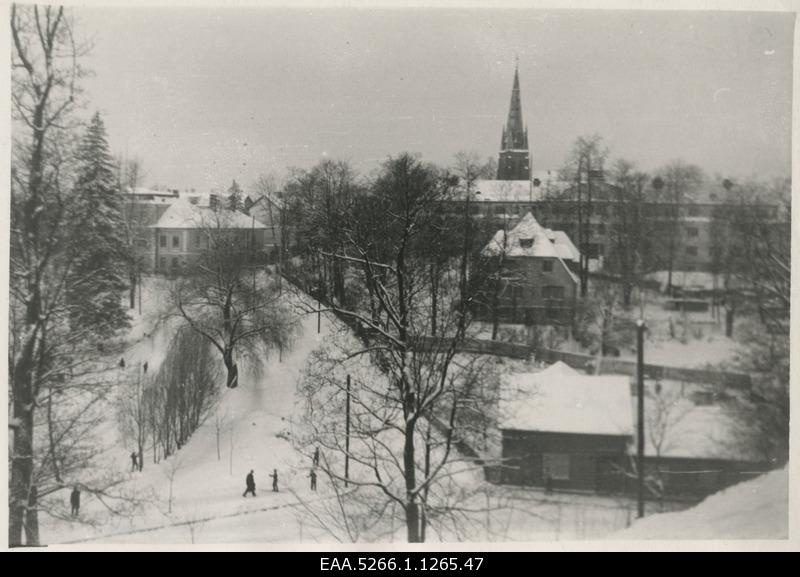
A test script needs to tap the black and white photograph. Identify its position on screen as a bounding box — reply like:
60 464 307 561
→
3 0 796 550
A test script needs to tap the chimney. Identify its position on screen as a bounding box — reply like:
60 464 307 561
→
209 194 218 210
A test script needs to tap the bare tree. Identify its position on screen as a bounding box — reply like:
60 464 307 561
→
295 153 495 543
651 161 704 294
118 158 148 312
163 454 185 515
573 282 632 373
168 207 297 390
608 159 652 307
8 4 117 546
116 363 150 472
560 135 609 297
144 327 222 460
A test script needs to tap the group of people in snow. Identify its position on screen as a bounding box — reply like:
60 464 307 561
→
242 468 280 497
242 447 321 498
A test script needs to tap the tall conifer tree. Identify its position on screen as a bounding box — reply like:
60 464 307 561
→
67 112 130 334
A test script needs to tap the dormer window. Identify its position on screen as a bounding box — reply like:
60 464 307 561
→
519 238 534 249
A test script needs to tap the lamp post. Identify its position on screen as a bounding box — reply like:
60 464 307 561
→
636 318 646 518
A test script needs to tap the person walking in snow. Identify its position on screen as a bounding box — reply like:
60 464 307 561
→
308 469 317 491
270 469 279 492
130 451 139 472
243 470 257 497
312 447 320 467
70 486 81 517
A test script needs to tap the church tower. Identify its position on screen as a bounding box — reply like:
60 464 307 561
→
496 63 530 181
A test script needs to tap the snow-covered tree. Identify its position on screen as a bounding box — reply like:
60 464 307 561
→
168 208 297 390
66 112 130 335
296 153 493 543
10 6 134 545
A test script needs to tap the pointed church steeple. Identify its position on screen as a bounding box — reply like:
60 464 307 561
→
503 64 527 150
497 61 531 181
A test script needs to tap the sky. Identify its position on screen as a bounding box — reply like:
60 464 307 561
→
73 6 795 193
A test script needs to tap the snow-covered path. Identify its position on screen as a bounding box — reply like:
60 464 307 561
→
45 290 342 545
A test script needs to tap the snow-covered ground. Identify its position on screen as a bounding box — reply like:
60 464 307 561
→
40 277 707 546
610 467 788 540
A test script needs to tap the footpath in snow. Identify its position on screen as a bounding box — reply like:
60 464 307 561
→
48 287 341 545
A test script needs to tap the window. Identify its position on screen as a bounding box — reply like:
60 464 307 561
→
542 259 553 272
160 235 166 248
194 233 201 248
686 246 698 257
171 257 179 270
687 227 699 237
688 206 700 217
542 453 570 481
519 238 534 249
542 285 565 299
172 235 180 249
159 257 166 270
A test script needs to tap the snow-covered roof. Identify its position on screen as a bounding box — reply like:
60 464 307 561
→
483 213 552 257
149 198 268 230
500 362 634 437
645 270 720 292
127 187 179 198
482 213 580 283
474 180 533 202
547 229 581 263
472 172 566 203
610 466 788 539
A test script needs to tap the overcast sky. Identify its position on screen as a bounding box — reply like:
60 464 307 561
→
75 7 794 192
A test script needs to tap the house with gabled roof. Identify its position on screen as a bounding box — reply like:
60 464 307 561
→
494 361 772 498
498 361 633 491
476 212 579 326
144 197 269 275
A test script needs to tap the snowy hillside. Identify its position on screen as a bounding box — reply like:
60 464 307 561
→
610 467 788 540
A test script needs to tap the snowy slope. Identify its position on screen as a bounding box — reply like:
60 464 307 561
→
610 467 788 540
44 286 340 545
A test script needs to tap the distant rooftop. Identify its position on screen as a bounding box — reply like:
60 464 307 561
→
149 197 268 230
472 171 566 203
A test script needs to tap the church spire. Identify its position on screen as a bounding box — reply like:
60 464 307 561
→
502 61 527 151
497 61 531 181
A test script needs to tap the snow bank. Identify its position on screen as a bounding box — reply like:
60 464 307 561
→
610 467 788 540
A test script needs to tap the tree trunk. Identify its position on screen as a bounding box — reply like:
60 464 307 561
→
725 306 735 338
491 276 500 341
25 485 40 546
10 337 37 547
129 272 137 309
9 404 34 547
223 347 238 388
429 264 438 337
403 421 421 543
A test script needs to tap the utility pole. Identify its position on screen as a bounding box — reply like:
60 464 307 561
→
317 266 322 334
636 318 646 518
345 374 351 487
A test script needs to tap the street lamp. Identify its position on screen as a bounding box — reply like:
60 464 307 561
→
636 318 646 518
